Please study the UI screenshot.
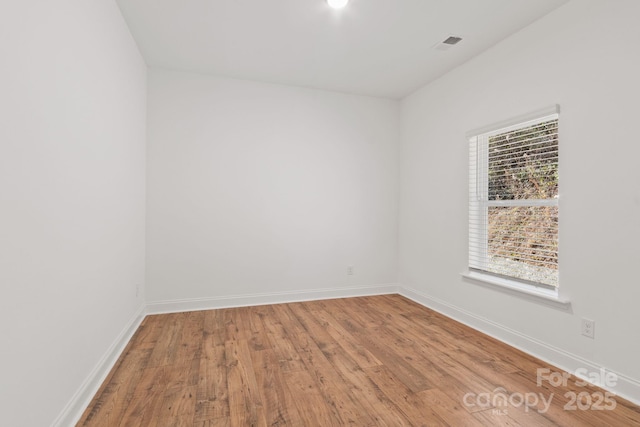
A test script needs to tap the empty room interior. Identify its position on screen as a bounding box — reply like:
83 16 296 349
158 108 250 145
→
3 0 640 426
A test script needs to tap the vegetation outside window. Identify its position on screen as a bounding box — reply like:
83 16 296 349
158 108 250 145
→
468 106 559 289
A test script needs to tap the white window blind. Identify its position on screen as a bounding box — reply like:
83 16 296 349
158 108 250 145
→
469 106 559 288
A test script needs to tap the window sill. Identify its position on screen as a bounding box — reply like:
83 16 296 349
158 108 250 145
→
461 271 571 311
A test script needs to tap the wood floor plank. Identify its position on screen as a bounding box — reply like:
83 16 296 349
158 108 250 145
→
195 419 231 427
243 306 272 352
118 366 170 426
346 325 433 393
271 304 371 425
127 315 166 350
372 323 448 383
79 295 640 426
282 368 343 425
77 348 152 425
222 308 249 344
146 313 186 368
77 383 123 427
318 341 413 426
368 296 523 376
317 301 434 394
175 311 205 363
251 349 304 426
260 305 306 373
296 305 382 368
165 357 201 392
224 339 267 427
283 304 414 426
418 388 486 426
373 298 518 372
364 364 448 426
161 385 198 419
203 308 226 336
327 297 387 329
473 404 562 427
195 332 229 421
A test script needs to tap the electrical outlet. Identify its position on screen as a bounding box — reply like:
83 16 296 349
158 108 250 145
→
347 266 354 275
581 318 595 339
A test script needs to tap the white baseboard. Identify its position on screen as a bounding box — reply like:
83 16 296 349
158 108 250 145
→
51 303 147 427
146 284 400 314
399 285 640 406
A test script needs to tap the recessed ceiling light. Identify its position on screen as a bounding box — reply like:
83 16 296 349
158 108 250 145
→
327 0 349 9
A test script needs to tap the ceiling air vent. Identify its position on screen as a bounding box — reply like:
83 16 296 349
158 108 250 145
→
443 36 462 45
433 35 463 51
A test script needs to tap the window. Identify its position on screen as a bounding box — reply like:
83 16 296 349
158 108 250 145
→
468 106 559 289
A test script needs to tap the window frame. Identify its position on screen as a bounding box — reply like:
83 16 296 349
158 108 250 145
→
463 105 569 307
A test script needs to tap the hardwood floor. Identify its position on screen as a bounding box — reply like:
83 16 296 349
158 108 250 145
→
78 295 640 426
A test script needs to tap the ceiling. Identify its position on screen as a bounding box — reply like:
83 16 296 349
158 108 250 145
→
116 0 569 99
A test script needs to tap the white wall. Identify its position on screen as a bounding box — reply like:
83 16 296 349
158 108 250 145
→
4 0 639 423
399 0 640 400
0 1 147 426
147 69 399 304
